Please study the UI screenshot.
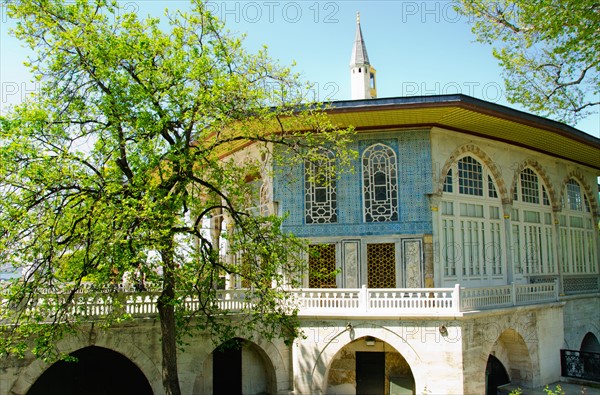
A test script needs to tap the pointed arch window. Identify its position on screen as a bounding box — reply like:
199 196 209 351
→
566 179 584 211
512 168 556 276
458 156 483 196
362 143 398 222
560 179 597 274
305 150 337 224
439 155 504 286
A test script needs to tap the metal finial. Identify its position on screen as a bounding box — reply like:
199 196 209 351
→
356 12 360 24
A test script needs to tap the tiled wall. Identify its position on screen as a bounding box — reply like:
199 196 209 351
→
273 130 433 237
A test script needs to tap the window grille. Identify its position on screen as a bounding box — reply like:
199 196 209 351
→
305 150 337 224
367 243 396 288
362 144 398 222
308 244 337 288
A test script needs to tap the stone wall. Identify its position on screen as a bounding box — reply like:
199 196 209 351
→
562 294 600 350
460 303 564 394
1 319 292 395
293 318 465 395
3 300 594 395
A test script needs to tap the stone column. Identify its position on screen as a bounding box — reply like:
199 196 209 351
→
426 193 441 287
502 202 514 284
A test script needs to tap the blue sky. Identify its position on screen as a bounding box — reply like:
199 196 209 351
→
1 1 598 137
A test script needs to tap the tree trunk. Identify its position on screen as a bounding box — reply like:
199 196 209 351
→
158 243 182 395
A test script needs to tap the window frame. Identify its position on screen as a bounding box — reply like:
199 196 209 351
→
362 143 399 223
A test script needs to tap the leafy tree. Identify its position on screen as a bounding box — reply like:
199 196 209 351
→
456 0 599 124
0 1 353 394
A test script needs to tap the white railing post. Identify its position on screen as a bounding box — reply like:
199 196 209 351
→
453 284 461 312
360 285 369 313
554 279 560 301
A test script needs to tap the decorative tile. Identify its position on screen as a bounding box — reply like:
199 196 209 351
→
273 130 433 237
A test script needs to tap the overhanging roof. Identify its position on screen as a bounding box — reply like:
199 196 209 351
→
324 94 600 171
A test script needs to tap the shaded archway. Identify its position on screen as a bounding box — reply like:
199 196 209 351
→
204 337 277 395
486 355 510 395
27 345 152 395
325 336 414 395
488 328 534 389
580 332 600 353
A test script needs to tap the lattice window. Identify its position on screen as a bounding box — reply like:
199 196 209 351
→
362 144 398 222
308 244 337 288
305 150 337 224
458 156 483 196
367 243 396 288
520 168 540 204
239 254 252 288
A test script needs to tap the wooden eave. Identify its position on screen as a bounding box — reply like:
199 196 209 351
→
324 95 600 171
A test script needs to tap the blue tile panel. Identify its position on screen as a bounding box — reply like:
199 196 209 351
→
273 130 433 237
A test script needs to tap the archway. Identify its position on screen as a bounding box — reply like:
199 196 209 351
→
206 338 276 395
488 329 533 390
579 332 600 380
27 345 153 395
485 355 510 395
325 336 414 395
580 332 600 353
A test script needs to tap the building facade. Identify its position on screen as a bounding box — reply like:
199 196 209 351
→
3 16 600 395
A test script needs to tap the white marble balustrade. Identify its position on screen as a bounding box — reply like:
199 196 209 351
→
14 282 559 320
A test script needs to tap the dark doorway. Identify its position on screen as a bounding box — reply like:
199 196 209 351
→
213 340 242 395
486 355 510 395
27 346 153 395
356 351 385 395
581 332 600 353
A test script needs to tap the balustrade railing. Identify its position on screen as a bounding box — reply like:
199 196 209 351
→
12 282 560 320
561 349 600 382
460 282 559 311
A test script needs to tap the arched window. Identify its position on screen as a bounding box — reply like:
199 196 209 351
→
362 143 398 222
440 155 504 286
512 168 556 276
560 179 597 274
305 150 337 224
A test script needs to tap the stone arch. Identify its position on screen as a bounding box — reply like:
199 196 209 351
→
510 159 558 209
200 337 279 395
560 170 599 216
580 332 600 353
322 335 415 395
485 328 535 389
306 324 422 394
26 345 153 395
436 144 509 203
9 329 162 395
563 319 599 350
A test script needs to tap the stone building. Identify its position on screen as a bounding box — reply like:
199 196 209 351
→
2 14 599 395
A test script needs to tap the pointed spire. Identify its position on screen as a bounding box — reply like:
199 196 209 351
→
350 11 370 66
